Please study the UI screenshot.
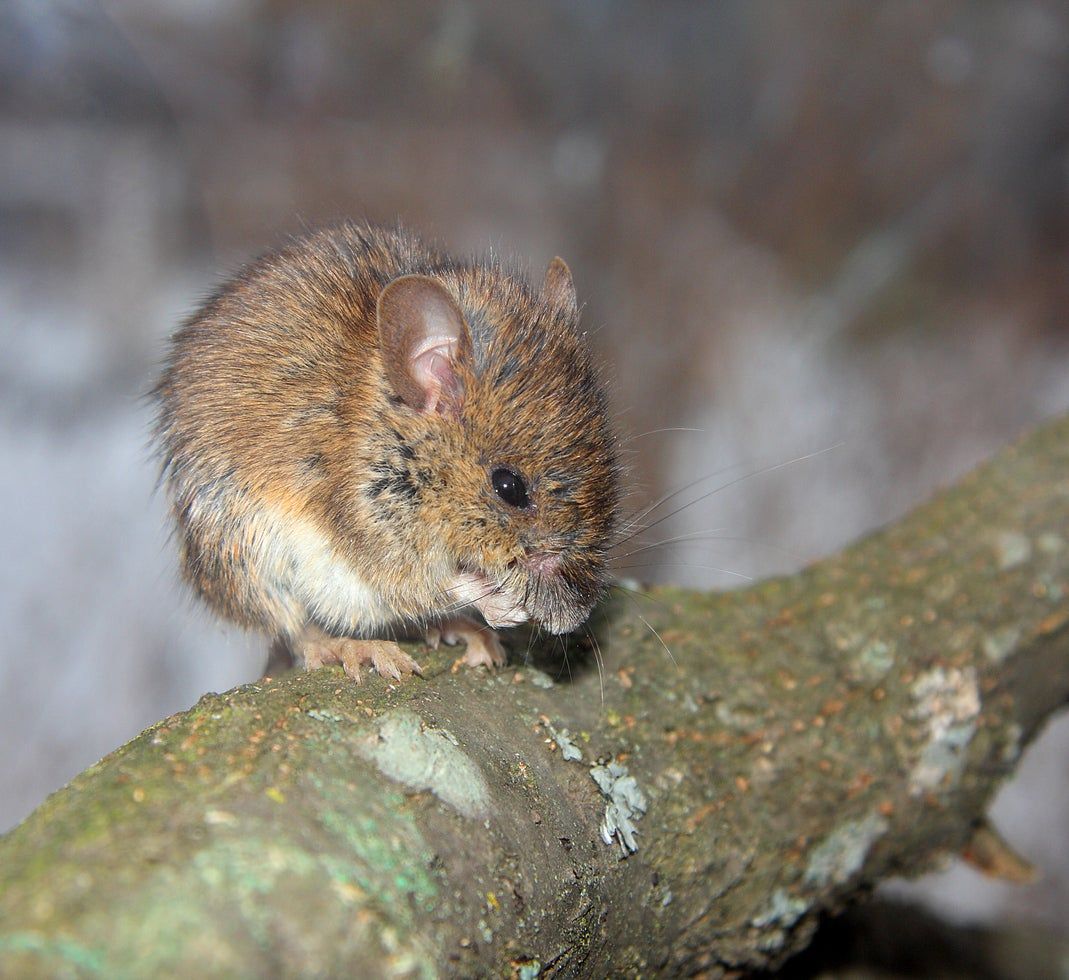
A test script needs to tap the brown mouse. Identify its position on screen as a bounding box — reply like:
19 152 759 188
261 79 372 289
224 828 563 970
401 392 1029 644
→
153 224 621 681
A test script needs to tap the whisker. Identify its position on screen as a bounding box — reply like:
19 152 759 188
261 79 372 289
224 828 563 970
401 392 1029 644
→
438 580 507 618
636 612 678 669
621 426 706 445
610 534 808 583
555 634 573 683
614 561 753 582
613 462 748 543
584 623 606 705
523 620 538 667
668 534 807 565
611 528 729 563
608 581 669 610
613 443 843 549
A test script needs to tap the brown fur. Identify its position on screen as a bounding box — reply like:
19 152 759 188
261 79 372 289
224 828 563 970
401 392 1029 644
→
153 223 621 654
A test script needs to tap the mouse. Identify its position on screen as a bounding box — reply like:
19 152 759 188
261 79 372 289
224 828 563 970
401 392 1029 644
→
153 223 622 682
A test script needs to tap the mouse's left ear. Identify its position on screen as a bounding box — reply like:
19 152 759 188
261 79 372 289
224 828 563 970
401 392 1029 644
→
377 275 472 416
541 256 578 316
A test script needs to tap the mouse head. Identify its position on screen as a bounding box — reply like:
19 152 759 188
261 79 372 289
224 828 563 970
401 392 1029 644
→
377 259 620 634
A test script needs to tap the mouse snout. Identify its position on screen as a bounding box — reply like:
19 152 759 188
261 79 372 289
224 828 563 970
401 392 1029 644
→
521 554 607 634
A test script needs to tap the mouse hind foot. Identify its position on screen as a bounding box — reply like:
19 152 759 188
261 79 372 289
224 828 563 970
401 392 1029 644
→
294 625 422 683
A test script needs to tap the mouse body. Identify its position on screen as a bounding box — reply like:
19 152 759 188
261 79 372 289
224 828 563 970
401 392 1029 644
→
153 224 621 680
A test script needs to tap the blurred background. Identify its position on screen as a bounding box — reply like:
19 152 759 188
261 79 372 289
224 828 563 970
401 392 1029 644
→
2 0 1067 965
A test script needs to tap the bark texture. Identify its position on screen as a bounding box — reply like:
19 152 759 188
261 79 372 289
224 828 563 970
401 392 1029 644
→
2 415 1068 978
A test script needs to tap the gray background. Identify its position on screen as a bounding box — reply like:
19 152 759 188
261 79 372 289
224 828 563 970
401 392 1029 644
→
2 0 1067 941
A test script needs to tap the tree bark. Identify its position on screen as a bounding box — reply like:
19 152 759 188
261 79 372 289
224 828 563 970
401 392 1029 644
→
2 415 1068 978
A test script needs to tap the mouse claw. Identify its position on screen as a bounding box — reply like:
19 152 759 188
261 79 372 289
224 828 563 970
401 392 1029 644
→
363 640 423 681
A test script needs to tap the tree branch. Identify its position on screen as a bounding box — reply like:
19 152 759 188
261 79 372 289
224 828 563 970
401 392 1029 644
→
2 415 1067 978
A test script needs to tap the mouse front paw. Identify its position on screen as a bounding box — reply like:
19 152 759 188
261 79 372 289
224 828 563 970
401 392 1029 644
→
426 616 507 670
296 627 422 683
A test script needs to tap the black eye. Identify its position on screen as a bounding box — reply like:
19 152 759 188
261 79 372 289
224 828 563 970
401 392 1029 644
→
491 467 530 509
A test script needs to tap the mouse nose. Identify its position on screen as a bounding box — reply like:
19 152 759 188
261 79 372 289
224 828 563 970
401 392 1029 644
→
521 550 563 577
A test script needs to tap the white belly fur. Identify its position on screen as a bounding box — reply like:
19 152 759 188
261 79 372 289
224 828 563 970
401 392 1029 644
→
253 506 395 636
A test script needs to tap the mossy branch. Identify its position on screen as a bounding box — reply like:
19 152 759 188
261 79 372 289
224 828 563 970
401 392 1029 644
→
2 415 1068 978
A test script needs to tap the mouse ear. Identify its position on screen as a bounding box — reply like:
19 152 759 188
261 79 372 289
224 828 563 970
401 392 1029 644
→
541 256 577 316
377 275 471 415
